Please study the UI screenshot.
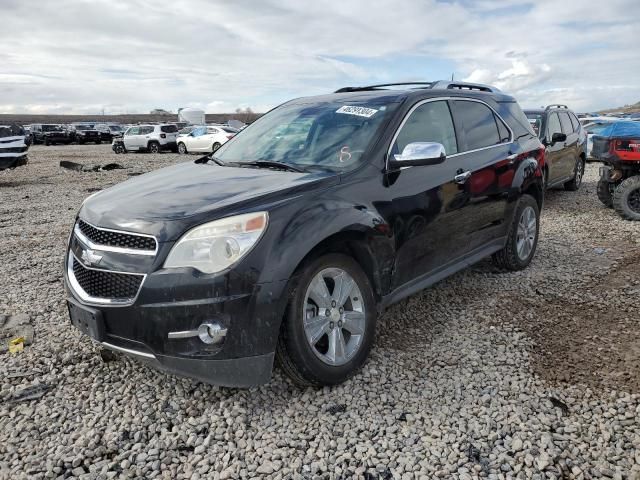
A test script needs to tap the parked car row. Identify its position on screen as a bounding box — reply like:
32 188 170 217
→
111 123 239 154
27 122 124 145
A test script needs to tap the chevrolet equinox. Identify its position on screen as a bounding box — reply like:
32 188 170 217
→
65 81 545 387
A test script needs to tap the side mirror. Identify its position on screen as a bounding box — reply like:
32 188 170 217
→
551 132 567 144
388 142 446 169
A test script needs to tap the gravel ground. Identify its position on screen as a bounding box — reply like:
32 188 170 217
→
1 145 639 480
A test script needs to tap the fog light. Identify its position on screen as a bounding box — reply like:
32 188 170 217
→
197 322 227 345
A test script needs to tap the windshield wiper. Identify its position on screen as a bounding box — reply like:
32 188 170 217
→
239 160 305 173
195 154 227 166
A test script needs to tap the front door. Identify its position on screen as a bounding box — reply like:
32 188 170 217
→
123 127 140 150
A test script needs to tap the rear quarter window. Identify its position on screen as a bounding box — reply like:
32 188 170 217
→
558 112 573 135
452 100 501 151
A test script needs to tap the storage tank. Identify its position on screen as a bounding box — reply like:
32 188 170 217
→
178 107 205 125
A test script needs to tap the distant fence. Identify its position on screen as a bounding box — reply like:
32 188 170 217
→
0 113 263 126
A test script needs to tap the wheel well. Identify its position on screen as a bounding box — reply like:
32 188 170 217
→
291 231 382 302
524 183 543 210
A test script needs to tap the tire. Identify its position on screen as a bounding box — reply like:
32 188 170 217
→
597 179 614 208
492 194 540 271
276 253 376 387
96 140 101 145
178 142 187 154
212 142 221 153
44 139 50 146
148 142 160 154
564 157 585 191
612 176 640 221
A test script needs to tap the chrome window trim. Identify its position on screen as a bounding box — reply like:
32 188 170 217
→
75 219 158 256
96 340 156 359
66 252 146 307
385 96 514 169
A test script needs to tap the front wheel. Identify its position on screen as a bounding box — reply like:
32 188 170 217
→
492 194 540 271
177 142 187 154
564 157 585 191
211 142 221 153
613 176 640 221
276 254 376 387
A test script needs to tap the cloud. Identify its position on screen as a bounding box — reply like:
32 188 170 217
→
0 0 638 113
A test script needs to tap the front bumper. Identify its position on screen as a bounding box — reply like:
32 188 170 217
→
63 226 289 387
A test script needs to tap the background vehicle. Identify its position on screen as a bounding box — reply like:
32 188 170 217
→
122 124 178 153
177 125 235 154
30 123 72 145
65 81 544 387
525 105 587 191
95 124 125 142
69 123 102 144
0 124 29 170
593 121 640 220
582 118 623 160
178 107 205 125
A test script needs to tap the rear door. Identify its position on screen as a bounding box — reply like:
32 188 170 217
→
558 111 578 177
448 98 516 253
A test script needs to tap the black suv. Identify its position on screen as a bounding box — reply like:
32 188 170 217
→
524 105 587 191
68 123 102 144
64 81 544 387
30 123 72 145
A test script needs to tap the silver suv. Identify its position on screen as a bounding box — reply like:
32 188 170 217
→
121 124 178 153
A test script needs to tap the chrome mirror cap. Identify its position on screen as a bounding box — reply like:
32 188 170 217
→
393 142 446 162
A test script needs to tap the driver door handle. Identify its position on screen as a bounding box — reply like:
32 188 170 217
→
454 171 472 184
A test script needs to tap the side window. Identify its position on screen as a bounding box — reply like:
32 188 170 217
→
393 100 458 155
558 112 573 134
547 113 562 138
569 113 580 132
496 116 511 143
140 126 153 135
127 127 139 136
453 100 501 150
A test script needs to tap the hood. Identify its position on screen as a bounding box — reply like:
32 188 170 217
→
80 161 338 241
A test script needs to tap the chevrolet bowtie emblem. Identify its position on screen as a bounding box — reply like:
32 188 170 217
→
81 249 103 267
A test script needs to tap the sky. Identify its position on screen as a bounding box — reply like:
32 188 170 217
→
1 0 638 114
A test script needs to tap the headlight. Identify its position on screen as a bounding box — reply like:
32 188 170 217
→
164 212 268 274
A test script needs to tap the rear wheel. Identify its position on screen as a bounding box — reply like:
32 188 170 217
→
597 179 614 208
492 194 539 271
613 176 640 221
212 142 221 152
276 254 376 387
564 157 585 191
148 142 160 154
178 142 187 154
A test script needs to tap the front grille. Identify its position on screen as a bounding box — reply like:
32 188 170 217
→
72 258 143 300
77 220 156 251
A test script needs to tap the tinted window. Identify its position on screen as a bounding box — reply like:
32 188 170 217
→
161 125 178 133
393 100 458 155
496 116 510 142
547 113 562 137
568 113 579 131
140 126 153 134
454 100 500 150
558 112 573 134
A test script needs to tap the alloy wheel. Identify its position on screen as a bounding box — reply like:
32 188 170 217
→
575 160 584 187
516 206 537 261
303 268 366 366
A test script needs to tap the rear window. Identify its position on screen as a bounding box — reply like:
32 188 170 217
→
160 125 178 133
452 100 501 150
569 113 580 132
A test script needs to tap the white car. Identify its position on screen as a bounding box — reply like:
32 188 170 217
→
176 126 236 154
122 124 179 153
583 118 624 159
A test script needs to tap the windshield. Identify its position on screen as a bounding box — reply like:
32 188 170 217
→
214 100 397 171
525 112 543 137
585 123 612 135
42 124 62 132
75 124 93 130
109 125 122 131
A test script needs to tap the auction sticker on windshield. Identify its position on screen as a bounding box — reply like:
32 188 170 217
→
336 106 378 118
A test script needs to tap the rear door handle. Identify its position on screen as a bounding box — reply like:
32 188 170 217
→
454 171 472 184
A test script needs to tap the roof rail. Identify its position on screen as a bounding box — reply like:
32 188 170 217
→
545 104 568 111
430 81 501 93
334 82 435 93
